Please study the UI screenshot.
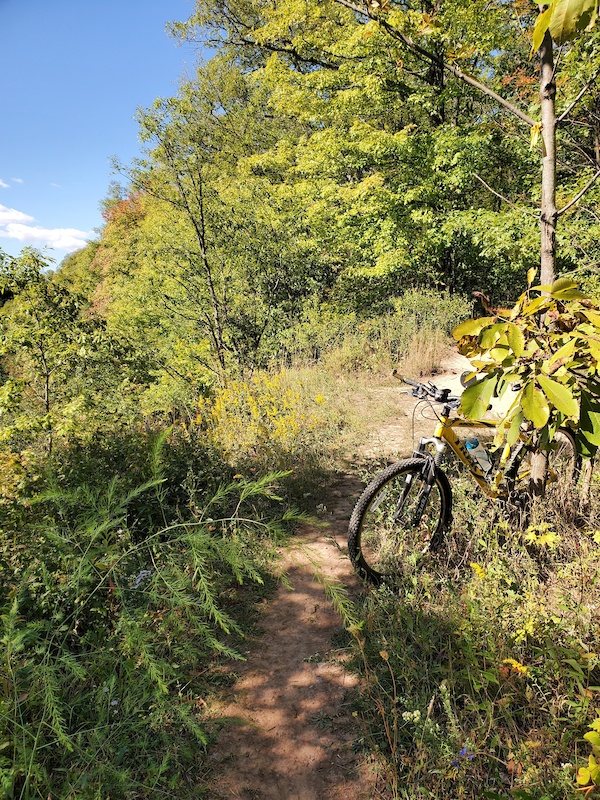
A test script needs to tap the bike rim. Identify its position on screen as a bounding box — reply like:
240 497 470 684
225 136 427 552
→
358 468 445 577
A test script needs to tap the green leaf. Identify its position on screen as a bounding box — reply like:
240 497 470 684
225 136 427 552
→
459 375 498 420
506 323 526 357
552 287 587 300
580 392 600 446
521 380 550 429
536 375 578 418
479 323 509 350
585 731 600 748
507 409 525 446
550 277 579 293
452 317 494 341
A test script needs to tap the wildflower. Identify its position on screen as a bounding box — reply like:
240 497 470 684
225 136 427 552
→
131 569 153 590
451 747 475 769
469 562 486 579
502 657 529 676
401 710 421 723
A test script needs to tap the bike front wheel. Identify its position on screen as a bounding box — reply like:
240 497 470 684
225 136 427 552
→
348 458 452 586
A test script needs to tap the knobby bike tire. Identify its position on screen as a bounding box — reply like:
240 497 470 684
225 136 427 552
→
348 458 452 586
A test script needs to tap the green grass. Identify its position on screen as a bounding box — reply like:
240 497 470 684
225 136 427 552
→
344 469 600 800
0 429 301 800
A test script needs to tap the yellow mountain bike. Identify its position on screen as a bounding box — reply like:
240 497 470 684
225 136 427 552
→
348 375 580 585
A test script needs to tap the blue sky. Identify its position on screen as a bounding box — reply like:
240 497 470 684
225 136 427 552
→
0 0 198 265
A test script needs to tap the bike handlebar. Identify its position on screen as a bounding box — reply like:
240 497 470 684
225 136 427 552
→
392 371 461 408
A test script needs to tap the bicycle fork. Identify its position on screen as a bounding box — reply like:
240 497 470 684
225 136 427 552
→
396 437 446 528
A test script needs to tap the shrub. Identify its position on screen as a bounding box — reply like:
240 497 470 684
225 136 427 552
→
0 448 296 798
269 290 470 375
198 370 346 500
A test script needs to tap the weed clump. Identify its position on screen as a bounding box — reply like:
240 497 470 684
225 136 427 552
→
348 470 600 799
0 432 298 799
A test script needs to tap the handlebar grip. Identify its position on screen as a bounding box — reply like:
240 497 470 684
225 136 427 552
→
392 371 420 388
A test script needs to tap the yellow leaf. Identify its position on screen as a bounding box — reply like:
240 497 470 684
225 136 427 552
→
548 338 577 367
531 3 555 53
452 317 494 341
548 0 597 44
577 765 592 785
530 122 543 150
506 323 526 357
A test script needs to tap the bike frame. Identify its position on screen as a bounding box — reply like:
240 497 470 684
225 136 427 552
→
415 403 520 500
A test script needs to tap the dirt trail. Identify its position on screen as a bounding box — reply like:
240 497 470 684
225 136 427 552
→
205 354 470 799
206 476 377 800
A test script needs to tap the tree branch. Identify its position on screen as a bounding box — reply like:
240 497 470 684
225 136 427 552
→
557 169 600 217
472 173 539 217
557 67 600 125
331 0 537 128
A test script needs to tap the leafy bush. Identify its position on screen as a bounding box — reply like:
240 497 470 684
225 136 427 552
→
198 370 347 499
0 443 296 798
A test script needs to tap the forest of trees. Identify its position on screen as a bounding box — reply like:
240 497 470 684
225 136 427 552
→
2 0 600 797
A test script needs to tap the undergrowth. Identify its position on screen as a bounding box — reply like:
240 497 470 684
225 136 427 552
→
0 432 301 799
346 469 600 799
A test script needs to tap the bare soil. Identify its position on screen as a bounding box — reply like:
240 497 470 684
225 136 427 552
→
204 354 470 799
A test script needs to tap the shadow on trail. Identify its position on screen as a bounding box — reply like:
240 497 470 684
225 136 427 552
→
205 472 378 800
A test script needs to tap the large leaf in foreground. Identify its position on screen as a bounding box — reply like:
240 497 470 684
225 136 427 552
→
536 374 578 419
460 375 498 420
521 381 550 429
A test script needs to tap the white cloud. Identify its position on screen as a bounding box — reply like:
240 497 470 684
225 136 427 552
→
0 179 9 189
0 222 92 252
0 205 35 225
0 204 92 253
11 178 24 184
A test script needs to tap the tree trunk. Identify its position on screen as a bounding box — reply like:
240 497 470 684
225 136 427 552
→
531 29 557 496
539 29 557 287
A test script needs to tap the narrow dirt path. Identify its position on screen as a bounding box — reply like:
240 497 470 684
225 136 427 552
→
206 473 378 800
205 355 470 799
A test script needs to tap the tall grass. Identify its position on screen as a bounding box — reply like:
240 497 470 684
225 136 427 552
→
0 432 300 799
347 469 600 799
267 289 470 374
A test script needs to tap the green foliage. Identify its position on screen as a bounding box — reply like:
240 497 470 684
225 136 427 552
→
0 453 295 798
453 277 600 457
0 249 148 454
270 290 470 371
347 469 600 799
